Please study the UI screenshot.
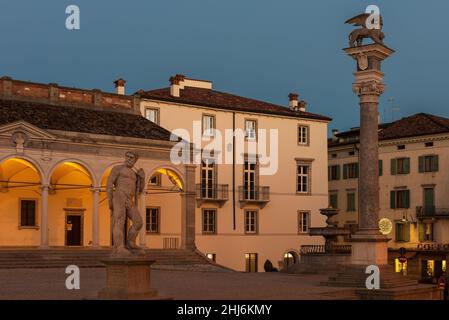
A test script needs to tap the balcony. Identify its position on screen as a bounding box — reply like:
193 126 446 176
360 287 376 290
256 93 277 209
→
416 206 449 219
238 186 270 208
195 184 229 208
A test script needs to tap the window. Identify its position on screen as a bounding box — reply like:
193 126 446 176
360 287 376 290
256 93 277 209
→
20 199 37 227
244 210 258 234
395 222 410 242
343 163 359 179
379 160 383 176
419 222 434 242
148 173 161 186
329 193 338 209
347 192 356 212
205 253 216 262
298 211 310 234
391 158 410 175
245 119 257 140
145 207 160 233
201 161 216 199
243 159 257 200
202 114 215 137
395 258 408 275
332 153 337 158
390 189 410 209
202 209 216 234
349 151 355 156
419 155 439 173
145 108 159 124
328 165 340 181
245 253 258 272
397 145 406 150
298 125 309 145
296 163 310 193
425 142 434 147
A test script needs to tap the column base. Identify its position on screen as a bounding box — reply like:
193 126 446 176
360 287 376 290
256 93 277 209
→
349 231 389 266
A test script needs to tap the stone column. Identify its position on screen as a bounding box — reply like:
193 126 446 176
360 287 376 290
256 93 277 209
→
92 187 101 247
139 192 147 247
180 164 197 250
345 44 395 265
40 184 49 248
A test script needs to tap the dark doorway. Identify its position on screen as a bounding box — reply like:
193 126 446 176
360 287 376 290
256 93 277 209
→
66 215 82 246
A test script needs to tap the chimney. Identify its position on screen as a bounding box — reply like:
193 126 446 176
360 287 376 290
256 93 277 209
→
170 74 184 97
288 93 298 110
332 129 339 142
114 78 126 95
299 100 307 112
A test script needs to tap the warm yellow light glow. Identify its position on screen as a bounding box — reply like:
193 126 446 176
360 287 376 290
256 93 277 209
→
443 260 447 273
427 260 435 277
63 162 90 176
8 158 38 173
156 168 183 190
395 258 407 275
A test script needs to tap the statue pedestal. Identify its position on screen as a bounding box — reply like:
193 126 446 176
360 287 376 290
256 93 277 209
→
350 231 389 265
98 257 158 300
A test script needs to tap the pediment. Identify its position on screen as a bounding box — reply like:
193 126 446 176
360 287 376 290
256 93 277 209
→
0 120 56 140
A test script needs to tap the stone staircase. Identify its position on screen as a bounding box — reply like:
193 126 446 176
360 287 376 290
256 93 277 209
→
0 248 231 271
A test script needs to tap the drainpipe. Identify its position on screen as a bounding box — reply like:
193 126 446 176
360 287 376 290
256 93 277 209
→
233 112 236 230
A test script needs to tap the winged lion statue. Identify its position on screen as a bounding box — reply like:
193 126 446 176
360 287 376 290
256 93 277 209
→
346 13 385 47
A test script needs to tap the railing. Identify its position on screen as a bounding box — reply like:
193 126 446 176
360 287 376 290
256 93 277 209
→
300 244 352 255
416 206 449 218
238 186 270 202
196 184 229 201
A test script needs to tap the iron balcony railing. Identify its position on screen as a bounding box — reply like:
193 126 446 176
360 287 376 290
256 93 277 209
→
238 186 270 202
196 184 229 201
299 244 352 255
416 206 449 218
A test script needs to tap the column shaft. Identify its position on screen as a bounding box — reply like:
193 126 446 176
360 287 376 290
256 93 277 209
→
92 188 100 247
40 185 49 247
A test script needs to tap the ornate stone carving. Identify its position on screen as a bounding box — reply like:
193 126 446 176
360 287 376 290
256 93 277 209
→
11 131 28 153
356 54 368 70
352 80 385 96
106 151 146 256
346 13 385 47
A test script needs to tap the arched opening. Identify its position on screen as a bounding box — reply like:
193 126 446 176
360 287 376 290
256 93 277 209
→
48 161 94 247
0 157 42 246
145 167 184 249
283 251 299 268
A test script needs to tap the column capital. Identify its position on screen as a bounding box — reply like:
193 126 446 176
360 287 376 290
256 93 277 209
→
352 80 385 98
91 186 102 193
40 184 50 191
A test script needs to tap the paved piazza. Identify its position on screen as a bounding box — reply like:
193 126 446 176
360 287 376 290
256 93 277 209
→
0 268 352 300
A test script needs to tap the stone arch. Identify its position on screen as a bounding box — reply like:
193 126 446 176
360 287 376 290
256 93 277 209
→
46 158 97 187
283 248 300 266
0 154 45 183
147 164 185 191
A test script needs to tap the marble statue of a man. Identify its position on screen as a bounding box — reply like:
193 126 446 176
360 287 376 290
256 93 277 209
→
107 151 145 255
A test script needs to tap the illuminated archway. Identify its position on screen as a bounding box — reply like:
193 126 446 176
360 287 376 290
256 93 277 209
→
0 157 43 246
48 161 95 247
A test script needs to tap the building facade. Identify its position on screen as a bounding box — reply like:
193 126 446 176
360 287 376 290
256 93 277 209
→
0 74 331 272
328 113 449 282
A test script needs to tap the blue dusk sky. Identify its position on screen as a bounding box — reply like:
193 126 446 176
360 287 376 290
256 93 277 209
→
1 0 448 133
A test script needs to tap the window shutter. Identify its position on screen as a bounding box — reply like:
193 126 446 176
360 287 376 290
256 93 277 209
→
390 191 396 209
404 223 410 242
328 166 331 181
418 156 424 173
404 190 410 209
379 160 383 176
355 163 359 178
391 159 397 175
395 223 400 241
336 165 340 180
404 158 410 174
343 164 348 179
419 223 424 242
432 155 439 172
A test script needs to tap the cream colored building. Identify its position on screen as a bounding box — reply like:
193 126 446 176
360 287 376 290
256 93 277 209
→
328 113 449 281
0 74 331 272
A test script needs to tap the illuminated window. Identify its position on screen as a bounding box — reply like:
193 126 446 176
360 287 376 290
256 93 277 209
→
443 260 447 273
283 252 297 267
394 258 408 275
245 253 258 272
427 260 435 277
